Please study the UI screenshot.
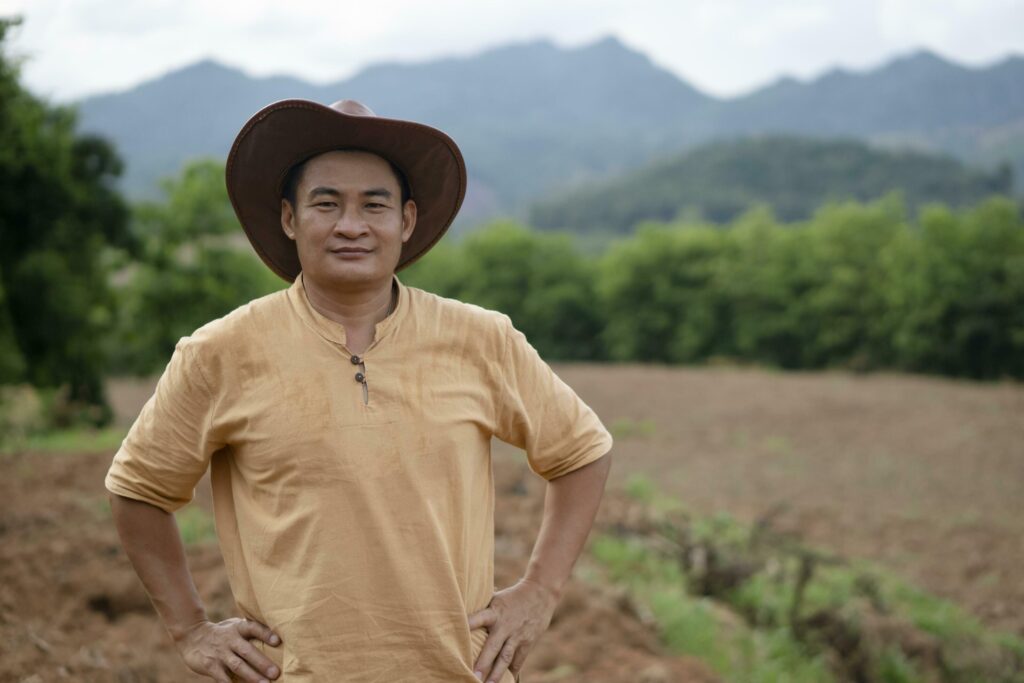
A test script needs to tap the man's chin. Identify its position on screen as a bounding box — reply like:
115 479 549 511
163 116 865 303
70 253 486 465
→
308 260 392 287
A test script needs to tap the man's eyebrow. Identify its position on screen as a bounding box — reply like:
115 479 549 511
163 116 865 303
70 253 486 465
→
307 186 340 199
306 187 393 200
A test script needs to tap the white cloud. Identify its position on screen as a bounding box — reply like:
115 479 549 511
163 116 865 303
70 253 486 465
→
1 0 1021 102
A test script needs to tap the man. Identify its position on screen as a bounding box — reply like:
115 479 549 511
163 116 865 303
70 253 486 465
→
105 99 613 683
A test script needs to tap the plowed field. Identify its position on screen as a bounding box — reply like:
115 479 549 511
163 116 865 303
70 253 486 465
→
2 365 1021 681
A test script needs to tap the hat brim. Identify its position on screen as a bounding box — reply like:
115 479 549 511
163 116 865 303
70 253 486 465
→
226 99 467 282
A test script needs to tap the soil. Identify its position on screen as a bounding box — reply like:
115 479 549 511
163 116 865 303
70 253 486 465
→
549 364 1024 637
0 425 717 682
3 364 1022 681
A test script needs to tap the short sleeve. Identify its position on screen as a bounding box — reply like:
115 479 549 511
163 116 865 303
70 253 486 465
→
493 315 613 480
104 337 225 513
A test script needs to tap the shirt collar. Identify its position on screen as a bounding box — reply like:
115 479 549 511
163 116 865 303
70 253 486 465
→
287 271 408 351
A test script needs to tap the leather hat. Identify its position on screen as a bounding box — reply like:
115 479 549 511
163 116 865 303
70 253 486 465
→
225 99 467 282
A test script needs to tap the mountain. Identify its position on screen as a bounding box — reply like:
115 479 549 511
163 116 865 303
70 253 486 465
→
78 59 320 203
74 38 1024 226
697 50 1024 185
708 50 1024 135
529 136 1014 232
76 37 713 225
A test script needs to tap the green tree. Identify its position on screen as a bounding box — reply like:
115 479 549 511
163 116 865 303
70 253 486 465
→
400 241 466 299
599 222 729 363
403 222 605 360
716 206 810 368
110 159 283 373
794 195 908 369
882 197 1024 378
0 17 131 423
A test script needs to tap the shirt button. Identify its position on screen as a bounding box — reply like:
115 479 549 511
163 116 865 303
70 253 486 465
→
350 355 361 365
355 372 365 383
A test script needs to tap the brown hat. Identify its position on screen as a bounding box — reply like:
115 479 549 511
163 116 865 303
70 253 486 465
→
225 99 467 282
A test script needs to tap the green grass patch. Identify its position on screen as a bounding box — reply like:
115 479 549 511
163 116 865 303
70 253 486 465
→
590 476 1024 683
590 533 835 683
876 575 985 641
875 647 924 683
691 511 751 548
609 417 656 439
623 472 687 514
591 533 688 589
624 473 657 504
176 505 217 546
1 426 126 454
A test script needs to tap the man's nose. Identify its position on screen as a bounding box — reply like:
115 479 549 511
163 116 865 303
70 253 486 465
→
333 205 370 238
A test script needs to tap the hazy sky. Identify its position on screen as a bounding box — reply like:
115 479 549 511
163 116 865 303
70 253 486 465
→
2 0 1022 102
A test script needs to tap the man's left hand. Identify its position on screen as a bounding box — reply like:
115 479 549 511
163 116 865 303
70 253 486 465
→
467 577 560 682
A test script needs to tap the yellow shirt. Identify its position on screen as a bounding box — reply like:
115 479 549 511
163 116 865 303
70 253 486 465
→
104 272 613 682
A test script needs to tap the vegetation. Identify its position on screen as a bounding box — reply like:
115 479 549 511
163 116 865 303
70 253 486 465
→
2 20 1022 680
176 505 218 546
405 195 1024 380
588 475 1024 682
530 136 1015 232
0 384 126 453
96 173 1022 384
405 223 606 360
77 41 1024 219
0 17 131 425
105 158 282 374
608 417 657 439
0 19 280 426
3 14 1022 429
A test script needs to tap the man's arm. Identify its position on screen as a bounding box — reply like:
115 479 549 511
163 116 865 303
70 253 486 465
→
108 493 282 683
108 493 208 637
468 451 612 682
524 450 612 600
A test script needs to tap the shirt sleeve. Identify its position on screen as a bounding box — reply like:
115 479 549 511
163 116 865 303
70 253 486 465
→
104 337 225 513
493 315 613 480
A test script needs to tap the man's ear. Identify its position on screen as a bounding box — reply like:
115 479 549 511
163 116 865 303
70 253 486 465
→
281 199 297 241
401 199 418 244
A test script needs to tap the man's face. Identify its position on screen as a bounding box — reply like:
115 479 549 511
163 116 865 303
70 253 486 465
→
280 150 416 287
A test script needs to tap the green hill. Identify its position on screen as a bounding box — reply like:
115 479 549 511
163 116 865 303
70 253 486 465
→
74 40 1024 228
77 38 710 226
529 136 1014 232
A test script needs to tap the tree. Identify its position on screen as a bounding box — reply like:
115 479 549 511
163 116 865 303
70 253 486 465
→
403 222 605 360
598 222 729 363
109 159 283 374
0 17 131 423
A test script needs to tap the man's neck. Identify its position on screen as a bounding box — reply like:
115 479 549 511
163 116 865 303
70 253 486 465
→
301 273 397 338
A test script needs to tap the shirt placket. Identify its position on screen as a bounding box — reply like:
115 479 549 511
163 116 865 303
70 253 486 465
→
333 327 393 414
292 273 403 415
350 352 369 405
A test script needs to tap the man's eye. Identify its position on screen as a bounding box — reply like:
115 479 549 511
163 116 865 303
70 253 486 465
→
316 202 336 208
366 202 385 209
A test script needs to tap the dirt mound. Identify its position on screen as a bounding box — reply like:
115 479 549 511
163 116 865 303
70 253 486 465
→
0 445 718 682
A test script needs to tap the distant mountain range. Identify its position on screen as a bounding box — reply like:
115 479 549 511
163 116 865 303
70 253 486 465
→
530 136 1014 232
75 36 1024 227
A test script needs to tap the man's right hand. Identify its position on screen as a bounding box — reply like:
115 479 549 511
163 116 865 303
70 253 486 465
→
174 617 282 683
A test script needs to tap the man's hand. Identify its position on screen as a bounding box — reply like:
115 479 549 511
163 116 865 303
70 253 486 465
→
467 577 559 682
174 617 282 683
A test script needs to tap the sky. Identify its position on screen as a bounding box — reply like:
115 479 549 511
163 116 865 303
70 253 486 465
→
1 0 1022 103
